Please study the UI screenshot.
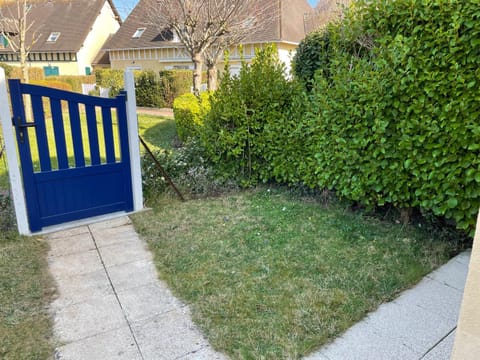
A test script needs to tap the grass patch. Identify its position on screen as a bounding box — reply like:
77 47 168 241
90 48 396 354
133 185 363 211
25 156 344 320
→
0 230 55 359
132 188 457 359
138 115 176 150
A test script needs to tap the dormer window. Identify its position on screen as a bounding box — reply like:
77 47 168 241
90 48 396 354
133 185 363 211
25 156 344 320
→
0 34 9 49
47 32 60 42
132 28 146 38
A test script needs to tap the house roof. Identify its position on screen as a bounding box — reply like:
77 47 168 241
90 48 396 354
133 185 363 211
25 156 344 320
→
0 0 121 53
103 0 312 51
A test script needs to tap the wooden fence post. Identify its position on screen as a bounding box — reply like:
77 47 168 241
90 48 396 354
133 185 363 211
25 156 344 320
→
124 71 143 211
0 68 30 235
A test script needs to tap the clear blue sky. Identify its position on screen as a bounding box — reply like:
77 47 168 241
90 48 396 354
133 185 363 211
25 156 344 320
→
113 0 320 20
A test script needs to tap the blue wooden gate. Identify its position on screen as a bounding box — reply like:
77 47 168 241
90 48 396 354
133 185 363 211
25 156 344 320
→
9 79 133 232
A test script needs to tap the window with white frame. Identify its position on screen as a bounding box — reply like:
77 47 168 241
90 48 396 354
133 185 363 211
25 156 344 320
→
132 28 146 38
47 32 60 42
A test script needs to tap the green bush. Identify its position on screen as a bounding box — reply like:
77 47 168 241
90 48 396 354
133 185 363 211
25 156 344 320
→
135 70 163 107
201 45 297 185
94 69 124 97
173 92 211 142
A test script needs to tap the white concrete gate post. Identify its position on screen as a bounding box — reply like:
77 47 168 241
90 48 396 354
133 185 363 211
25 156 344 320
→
124 70 143 211
0 68 30 235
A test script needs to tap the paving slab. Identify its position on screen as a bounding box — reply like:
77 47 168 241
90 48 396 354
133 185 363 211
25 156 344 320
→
107 259 158 291
48 231 96 257
422 330 456 360
116 283 183 322
427 258 469 291
177 346 230 360
47 225 90 240
98 239 152 267
51 269 113 309
393 277 463 322
55 326 142 360
363 301 455 354
132 310 211 360
317 320 419 360
91 224 141 248
48 250 103 278
53 294 127 342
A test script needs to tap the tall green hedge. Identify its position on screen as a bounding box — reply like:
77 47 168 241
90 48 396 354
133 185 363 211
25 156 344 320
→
304 0 480 233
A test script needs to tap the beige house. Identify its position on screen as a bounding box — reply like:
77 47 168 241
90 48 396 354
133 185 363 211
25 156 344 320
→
0 0 121 77
102 0 312 75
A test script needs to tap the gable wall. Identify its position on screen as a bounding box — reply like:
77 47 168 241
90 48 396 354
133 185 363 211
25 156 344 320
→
77 0 120 75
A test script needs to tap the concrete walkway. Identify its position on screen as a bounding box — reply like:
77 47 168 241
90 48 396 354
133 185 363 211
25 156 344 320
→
46 215 470 360
47 216 226 360
306 250 471 360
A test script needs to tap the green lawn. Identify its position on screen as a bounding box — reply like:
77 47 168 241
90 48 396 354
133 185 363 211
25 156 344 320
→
132 189 458 359
0 230 55 359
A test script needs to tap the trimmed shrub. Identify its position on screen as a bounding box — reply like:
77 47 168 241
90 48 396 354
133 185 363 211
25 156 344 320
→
173 92 210 141
159 70 192 107
48 75 96 93
30 80 73 91
10 66 44 81
135 70 163 107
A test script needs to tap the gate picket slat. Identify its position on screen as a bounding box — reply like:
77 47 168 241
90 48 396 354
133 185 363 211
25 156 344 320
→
101 106 115 163
85 104 101 165
31 95 51 172
50 99 69 170
68 101 85 168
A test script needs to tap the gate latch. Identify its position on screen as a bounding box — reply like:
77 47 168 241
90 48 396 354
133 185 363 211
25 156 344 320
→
13 116 36 143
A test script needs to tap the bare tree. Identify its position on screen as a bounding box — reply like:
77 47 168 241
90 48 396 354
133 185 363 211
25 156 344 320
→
0 0 41 83
145 0 276 93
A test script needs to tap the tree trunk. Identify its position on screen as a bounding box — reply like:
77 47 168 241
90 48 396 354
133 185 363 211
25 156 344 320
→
20 53 28 83
192 53 203 96
207 64 218 91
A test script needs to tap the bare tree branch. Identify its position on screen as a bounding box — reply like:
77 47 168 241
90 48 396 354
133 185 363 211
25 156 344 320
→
0 0 42 82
